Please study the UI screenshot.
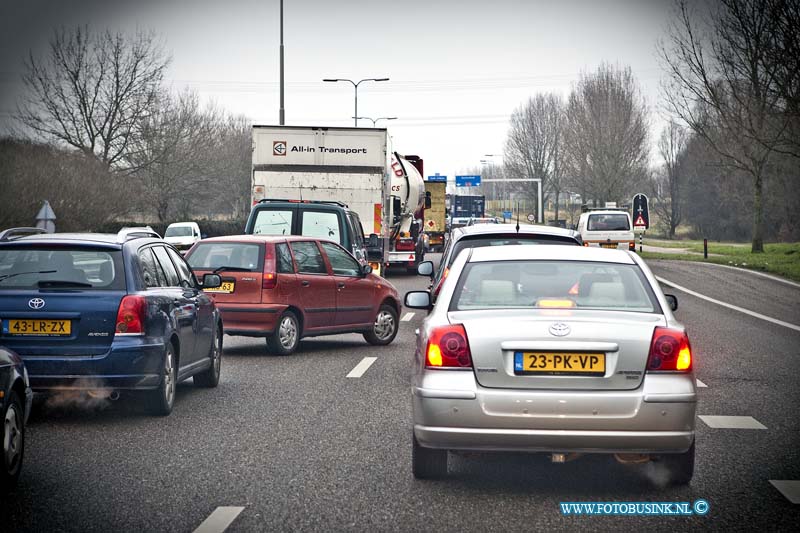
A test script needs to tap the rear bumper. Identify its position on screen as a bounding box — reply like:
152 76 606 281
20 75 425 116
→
412 372 697 454
216 304 284 336
22 338 166 391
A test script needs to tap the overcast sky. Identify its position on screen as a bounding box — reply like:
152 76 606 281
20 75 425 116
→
0 0 676 180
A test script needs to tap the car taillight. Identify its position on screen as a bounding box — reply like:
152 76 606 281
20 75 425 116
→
433 267 449 296
629 242 636 251
263 244 277 289
115 295 146 335
647 327 692 372
396 238 415 251
426 324 472 369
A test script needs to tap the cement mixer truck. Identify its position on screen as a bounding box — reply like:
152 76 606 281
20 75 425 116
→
247 125 427 275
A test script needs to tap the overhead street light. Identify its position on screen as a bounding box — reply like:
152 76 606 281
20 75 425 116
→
323 78 390 127
352 116 397 127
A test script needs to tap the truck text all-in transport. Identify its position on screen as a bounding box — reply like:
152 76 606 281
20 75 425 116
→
246 126 427 274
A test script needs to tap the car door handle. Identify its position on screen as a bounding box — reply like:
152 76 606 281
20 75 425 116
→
301 280 310 287
337 282 345 289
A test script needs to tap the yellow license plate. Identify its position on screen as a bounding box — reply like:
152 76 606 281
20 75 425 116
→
600 243 617 249
204 281 235 293
5 319 71 336
515 352 605 374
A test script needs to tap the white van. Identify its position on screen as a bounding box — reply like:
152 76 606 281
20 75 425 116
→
164 221 202 252
576 210 635 251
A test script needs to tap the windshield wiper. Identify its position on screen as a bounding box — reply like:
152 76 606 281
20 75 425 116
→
0 270 57 283
37 280 93 288
212 266 252 273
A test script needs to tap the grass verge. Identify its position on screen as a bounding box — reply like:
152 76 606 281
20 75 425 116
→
641 242 800 282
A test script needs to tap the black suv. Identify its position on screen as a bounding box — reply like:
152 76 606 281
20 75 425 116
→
0 227 224 416
245 199 369 263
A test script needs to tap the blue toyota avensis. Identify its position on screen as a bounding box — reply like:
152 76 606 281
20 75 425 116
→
0 227 224 416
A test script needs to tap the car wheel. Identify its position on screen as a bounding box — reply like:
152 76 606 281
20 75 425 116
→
145 343 177 416
654 441 695 486
412 434 446 479
1 390 25 492
267 311 300 355
363 304 398 346
194 327 222 388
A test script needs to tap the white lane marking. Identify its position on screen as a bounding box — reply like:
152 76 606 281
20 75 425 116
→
347 357 377 378
696 379 708 388
656 276 800 333
193 506 245 533
699 415 767 429
401 312 415 321
769 480 800 504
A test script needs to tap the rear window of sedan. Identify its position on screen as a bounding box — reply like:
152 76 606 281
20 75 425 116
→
187 243 263 272
451 260 659 313
587 213 630 231
0 247 124 290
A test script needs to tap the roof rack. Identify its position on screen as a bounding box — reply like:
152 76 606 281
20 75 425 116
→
581 205 628 213
117 226 161 242
0 227 48 242
256 198 348 208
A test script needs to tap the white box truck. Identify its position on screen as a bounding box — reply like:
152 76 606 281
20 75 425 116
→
249 125 427 274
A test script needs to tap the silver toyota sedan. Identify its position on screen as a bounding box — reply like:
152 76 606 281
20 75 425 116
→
405 245 696 484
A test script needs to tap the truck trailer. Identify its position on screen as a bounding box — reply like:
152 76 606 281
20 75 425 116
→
249 125 426 274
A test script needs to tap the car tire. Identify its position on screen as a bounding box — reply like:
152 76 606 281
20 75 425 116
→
655 441 695 486
145 343 177 416
1 390 25 493
412 434 446 479
363 304 398 346
194 327 222 388
267 311 300 355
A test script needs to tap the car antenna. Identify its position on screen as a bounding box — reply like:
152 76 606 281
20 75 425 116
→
516 201 520 233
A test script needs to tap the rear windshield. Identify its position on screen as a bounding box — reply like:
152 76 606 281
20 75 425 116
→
450 260 658 313
587 213 630 231
187 243 263 272
165 226 194 237
252 209 293 236
0 247 125 290
447 235 580 269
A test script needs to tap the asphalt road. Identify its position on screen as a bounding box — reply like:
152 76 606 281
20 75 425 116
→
2 255 799 532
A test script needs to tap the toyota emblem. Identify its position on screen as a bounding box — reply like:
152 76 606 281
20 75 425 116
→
28 297 46 310
548 323 571 337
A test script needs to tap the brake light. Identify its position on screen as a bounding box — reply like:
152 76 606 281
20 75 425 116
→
629 242 636 251
425 324 472 369
263 244 277 289
647 327 692 372
433 267 449 295
115 295 146 335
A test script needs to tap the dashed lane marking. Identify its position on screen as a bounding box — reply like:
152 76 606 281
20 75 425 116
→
769 480 800 504
656 276 800 333
698 415 767 429
401 312 415 321
347 357 377 378
193 506 245 533
696 379 707 388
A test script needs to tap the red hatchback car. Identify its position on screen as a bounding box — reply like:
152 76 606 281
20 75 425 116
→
185 235 401 354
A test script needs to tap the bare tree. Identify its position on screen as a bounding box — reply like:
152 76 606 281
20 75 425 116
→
563 63 650 207
17 26 170 170
656 120 689 238
503 93 564 221
659 0 796 252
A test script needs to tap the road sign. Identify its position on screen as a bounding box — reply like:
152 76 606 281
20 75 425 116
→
527 213 536 223
455 175 481 187
503 210 512 219
632 193 649 230
426 173 447 182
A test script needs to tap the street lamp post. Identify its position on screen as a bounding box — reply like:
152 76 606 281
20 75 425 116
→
352 116 397 127
323 78 389 126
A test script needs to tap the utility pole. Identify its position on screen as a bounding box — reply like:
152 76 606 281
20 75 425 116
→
279 0 285 125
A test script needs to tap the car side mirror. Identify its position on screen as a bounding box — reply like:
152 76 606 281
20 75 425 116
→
360 263 373 276
416 260 434 277
664 294 678 311
202 273 222 289
405 290 432 309
368 233 379 247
